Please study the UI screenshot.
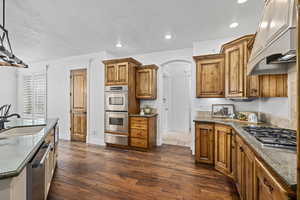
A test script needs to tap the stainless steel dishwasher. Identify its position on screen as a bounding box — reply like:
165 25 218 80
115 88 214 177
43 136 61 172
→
27 142 51 200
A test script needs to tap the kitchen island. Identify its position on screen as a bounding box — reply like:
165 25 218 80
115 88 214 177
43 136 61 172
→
0 118 59 200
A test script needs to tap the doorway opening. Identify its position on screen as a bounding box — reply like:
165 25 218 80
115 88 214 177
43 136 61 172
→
70 69 87 142
161 61 192 147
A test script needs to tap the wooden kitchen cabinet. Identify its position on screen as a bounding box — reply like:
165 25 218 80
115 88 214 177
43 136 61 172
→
236 135 255 200
195 123 214 164
129 115 157 150
236 135 244 197
254 158 289 200
221 35 260 98
103 58 142 86
194 122 294 199
136 65 158 99
259 74 288 97
214 124 232 175
193 54 225 98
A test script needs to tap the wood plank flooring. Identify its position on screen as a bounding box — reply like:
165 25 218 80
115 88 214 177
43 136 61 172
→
48 140 239 200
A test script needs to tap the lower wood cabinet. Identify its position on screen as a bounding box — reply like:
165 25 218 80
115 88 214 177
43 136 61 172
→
129 115 157 150
254 158 289 200
194 122 293 200
236 135 255 200
195 123 214 164
214 124 233 175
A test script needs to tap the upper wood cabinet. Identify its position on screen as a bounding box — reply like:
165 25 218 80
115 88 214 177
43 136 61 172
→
194 54 225 98
103 58 142 86
214 124 233 175
136 65 158 99
195 123 214 164
259 74 288 97
221 35 260 98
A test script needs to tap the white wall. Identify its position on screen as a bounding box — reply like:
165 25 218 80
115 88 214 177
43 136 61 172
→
122 48 194 145
0 68 18 113
22 52 108 145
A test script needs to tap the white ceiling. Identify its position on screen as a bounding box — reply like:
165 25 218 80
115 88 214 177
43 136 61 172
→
3 0 264 62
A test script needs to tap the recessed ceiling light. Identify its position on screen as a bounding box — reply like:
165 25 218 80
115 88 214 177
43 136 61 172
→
237 0 248 4
164 34 172 40
115 42 122 48
229 22 239 28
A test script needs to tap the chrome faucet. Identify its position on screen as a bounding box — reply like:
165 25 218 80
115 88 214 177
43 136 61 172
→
0 113 21 130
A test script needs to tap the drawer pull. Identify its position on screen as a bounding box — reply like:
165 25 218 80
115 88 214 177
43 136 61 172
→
263 178 274 193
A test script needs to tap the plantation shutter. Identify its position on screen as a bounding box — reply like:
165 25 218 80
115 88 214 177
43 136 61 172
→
23 73 47 118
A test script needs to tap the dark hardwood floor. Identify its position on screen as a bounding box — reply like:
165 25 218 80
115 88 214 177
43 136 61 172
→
48 140 239 200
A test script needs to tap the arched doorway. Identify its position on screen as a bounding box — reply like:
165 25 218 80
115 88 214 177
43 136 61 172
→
159 60 192 147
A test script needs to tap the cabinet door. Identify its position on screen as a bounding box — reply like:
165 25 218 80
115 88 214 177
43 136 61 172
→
214 125 232 174
195 54 225 98
105 64 117 85
244 146 255 200
195 123 214 164
136 68 157 99
254 158 289 200
225 42 245 97
236 136 244 199
259 74 288 97
247 75 260 97
116 62 128 85
230 131 237 179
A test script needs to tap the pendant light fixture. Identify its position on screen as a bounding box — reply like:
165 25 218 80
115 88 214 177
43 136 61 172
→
0 0 28 68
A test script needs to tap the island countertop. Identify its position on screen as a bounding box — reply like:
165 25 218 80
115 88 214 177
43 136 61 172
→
194 116 297 190
0 118 58 179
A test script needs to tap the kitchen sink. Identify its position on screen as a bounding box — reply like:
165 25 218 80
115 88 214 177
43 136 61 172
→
0 126 45 138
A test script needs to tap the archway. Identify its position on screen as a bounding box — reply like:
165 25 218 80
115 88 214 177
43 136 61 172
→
158 60 192 147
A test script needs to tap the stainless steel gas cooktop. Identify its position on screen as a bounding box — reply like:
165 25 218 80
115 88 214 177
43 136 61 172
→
242 126 296 150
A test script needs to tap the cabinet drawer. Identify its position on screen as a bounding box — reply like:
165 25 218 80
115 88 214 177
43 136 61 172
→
131 117 148 124
131 128 148 139
130 117 148 130
131 138 148 148
254 158 288 200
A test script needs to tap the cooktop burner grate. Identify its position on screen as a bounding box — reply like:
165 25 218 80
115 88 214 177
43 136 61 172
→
242 126 296 150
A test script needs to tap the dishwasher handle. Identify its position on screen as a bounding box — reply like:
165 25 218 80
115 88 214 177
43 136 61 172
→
32 144 51 168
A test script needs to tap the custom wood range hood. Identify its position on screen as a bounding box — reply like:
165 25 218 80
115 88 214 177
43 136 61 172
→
0 0 28 68
248 0 297 75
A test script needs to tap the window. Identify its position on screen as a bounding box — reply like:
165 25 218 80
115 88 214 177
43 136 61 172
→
23 73 47 118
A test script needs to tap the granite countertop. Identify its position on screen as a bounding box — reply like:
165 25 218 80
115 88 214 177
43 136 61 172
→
0 118 58 179
129 113 158 118
194 117 297 190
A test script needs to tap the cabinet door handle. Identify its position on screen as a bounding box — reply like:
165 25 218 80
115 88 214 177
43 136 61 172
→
263 178 274 193
239 147 244 152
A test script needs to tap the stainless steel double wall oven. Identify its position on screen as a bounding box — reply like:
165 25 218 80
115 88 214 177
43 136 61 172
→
104 85 129 145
